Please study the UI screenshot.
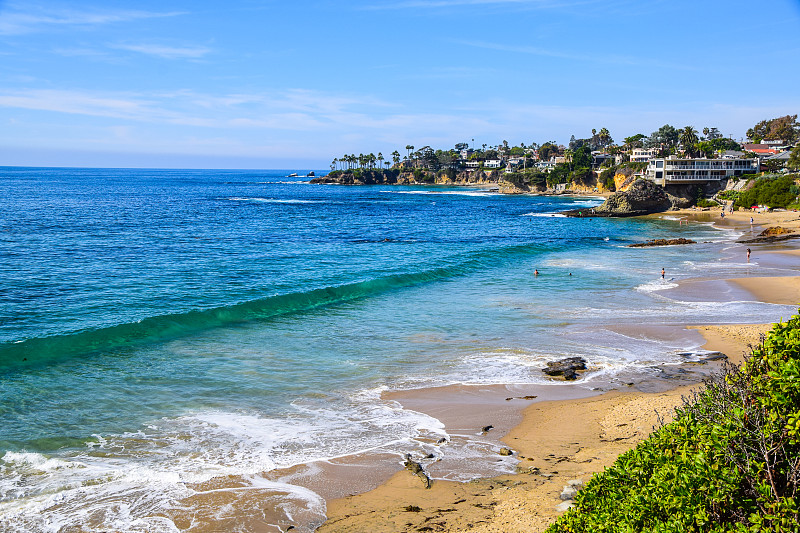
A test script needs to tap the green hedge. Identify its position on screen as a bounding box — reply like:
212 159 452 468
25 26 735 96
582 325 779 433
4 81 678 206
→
735 175 799 209
548 313 800 532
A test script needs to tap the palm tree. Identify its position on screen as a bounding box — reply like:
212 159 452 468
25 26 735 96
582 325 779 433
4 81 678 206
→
392 150 400 165
377 152 384 170
406 145 414 161
598 127 612 151
680 126 699 157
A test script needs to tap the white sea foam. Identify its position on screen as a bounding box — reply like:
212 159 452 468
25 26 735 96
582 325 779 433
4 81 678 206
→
521 212 566 217
227 197 322 203
635 279 680 292
0 396 446 532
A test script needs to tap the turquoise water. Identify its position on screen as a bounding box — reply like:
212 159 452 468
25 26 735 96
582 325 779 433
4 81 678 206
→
0 167 792 531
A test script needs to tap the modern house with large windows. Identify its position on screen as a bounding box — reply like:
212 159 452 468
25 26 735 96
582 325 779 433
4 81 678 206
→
645 156 759 185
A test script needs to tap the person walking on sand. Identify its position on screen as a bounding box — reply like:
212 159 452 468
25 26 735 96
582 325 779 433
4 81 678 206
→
661 267 665 279
750 216 754 226
747 248 751 262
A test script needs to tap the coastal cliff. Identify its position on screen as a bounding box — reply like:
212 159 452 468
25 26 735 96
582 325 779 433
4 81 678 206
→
310 169 500 187
312 168 608 196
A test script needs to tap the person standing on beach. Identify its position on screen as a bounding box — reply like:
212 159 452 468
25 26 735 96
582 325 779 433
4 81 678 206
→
747 248 751 262
661 267 665 279
750 217 754 226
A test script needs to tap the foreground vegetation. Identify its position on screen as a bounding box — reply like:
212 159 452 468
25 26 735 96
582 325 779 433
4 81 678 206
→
548 314 800 532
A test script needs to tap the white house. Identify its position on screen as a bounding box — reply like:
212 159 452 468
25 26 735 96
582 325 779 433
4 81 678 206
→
484 159 503 169
631 148 658 162
646 156 759 185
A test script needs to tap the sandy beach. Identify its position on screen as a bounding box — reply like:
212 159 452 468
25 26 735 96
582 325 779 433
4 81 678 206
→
318 208 800 533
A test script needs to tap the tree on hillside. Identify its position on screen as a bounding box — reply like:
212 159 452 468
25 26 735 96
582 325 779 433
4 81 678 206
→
747 114 799 143
572 145 593 170
405 145 414 160
587 127 613 150
624 134 647 149
538 142 559 161
646 124 679 154
391 150 401 165
679 126 699 157
787 143 800 171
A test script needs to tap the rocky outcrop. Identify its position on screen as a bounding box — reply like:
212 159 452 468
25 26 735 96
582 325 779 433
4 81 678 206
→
739 226 800 244
628 238 696 248
584 179 672 217
404 454 432 489
543 357 587 380
613 169 638 192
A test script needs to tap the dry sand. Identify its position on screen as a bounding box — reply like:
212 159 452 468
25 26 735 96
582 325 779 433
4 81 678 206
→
317 210 799 533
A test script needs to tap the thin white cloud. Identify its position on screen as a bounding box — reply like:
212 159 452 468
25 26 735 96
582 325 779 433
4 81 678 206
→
0 2 184 35
454 39 699 71
112 44 211 60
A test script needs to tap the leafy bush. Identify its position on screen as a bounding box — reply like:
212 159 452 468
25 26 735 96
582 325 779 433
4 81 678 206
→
696 198 720 208
547 164 571 186
716 190 740 201
548 313 800 533
505 170 548 188
736 175 799 209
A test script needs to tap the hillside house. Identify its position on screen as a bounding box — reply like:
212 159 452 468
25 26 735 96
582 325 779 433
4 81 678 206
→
646 156 758 185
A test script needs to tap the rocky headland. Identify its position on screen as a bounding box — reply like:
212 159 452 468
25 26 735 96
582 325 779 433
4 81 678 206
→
314 171 717 217
564 179 701 217
310 168 501 187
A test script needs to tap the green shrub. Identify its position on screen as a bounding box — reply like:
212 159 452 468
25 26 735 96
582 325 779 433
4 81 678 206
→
547 313 800 533
736 175 799 209
716 190 740 201
696 198 720 208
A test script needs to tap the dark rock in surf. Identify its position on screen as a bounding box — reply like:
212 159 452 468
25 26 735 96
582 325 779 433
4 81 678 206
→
404 454 432 489
543 357 587 380
627 238 696 248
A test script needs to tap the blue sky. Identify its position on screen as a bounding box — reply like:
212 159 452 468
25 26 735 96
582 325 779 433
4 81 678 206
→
1 0 799 169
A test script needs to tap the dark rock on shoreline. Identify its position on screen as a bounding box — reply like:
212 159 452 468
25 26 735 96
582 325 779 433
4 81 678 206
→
404 454 432 489
543 357 587 380
739 226 800 244
628 238 696 248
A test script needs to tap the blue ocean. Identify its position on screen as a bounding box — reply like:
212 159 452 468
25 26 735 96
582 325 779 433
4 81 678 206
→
0 167 792 531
